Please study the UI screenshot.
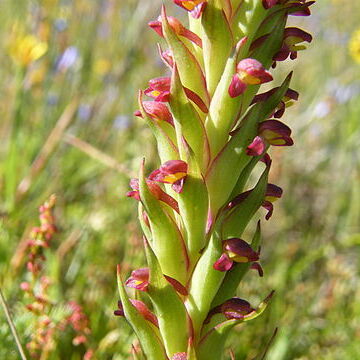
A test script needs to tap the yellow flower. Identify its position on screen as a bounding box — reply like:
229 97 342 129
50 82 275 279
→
349 28 360 64
9 35 48 67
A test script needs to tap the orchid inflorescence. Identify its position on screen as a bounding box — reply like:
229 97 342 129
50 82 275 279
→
116 1 314 359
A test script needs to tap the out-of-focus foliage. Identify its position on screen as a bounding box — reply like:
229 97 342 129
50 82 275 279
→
0 0 359 359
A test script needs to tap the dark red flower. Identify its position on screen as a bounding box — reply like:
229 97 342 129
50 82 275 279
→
213 238 260 272
273 27 312 63
148 160 188 193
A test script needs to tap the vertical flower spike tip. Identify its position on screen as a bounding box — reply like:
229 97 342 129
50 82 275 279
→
229 59 273 98
148 160 188 193
149 15 202 47
134 101 174 126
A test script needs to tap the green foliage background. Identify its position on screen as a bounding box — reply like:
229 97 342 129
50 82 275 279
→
0 1 359 359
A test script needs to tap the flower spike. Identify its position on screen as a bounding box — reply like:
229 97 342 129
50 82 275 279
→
117 0 314 357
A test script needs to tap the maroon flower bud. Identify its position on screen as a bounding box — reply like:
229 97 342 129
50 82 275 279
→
149 15 202 47
220 298 255 320
228 58 273 98
205 298 255 323
148 160 188 193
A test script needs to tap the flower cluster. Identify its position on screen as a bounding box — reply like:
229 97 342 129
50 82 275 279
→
116 1 314 359
20 196 93 359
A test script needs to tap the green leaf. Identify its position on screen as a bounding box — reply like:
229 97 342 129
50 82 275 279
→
116 267 167 360
139 162 188 284
144 239 188 358
201 0 233 97
169 66 210 170
161 6 209 110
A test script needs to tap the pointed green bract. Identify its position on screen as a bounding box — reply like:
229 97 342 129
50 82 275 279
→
185 226 226 339
161 7 209 108
139 163 188 283
144 240 188 358
169 66 210 169
201 0 233 97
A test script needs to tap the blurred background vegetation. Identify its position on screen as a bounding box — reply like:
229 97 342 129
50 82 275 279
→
0 0 359 359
